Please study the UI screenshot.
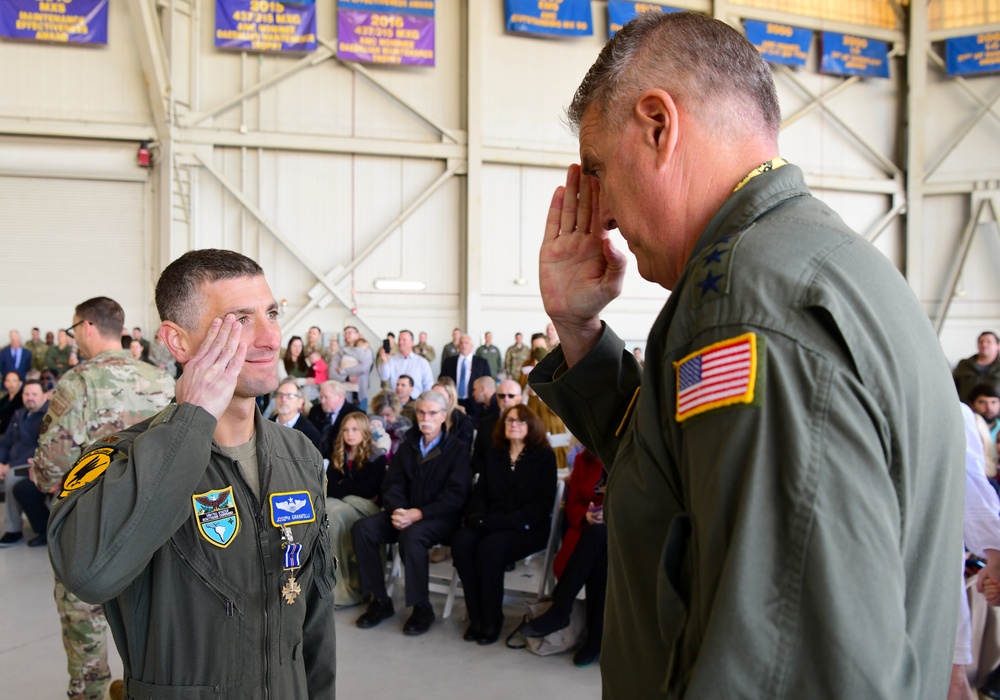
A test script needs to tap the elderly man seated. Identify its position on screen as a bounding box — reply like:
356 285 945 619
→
351 390 471 635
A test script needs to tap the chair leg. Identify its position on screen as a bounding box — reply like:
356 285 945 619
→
444 568 460 619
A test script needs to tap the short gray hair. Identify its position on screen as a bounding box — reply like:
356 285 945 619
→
415 390 448 413
319 380 345 396
568 12 780 143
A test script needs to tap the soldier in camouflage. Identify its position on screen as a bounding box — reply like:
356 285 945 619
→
31 296 174 700
25 327 49 373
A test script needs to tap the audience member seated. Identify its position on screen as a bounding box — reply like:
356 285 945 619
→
432 379 474 451
956 331 1000 405
972 384 1000 478
472 379 523 474
309 381 363 458
378 330 434 399
271 379 323 452
366 414 393 454
395 375 416 423
370 390 412 458
521 448 607 667
0 380 49 547
452 405 557 645
329 326 374 411
327 413 388 607
281 335 309 381
440 334 491 418
0 372 24 436
0 331 32 381
351 390 471 636
131 327 151 360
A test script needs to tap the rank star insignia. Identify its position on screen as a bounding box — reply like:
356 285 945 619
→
282 577 302 605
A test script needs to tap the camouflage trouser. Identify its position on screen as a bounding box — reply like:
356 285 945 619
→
54 577 110 700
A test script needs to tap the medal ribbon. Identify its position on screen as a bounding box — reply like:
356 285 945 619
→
283 542 302 570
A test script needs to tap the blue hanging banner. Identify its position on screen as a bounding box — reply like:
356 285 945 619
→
744 19 811 67
0 0 108 45
946 32 1000 76
607 2 683 39
215 0 317 53
820 31 890 78
504 0 593 38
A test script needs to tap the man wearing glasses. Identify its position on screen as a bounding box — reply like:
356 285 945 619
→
352 389 471 636
31 296 175 700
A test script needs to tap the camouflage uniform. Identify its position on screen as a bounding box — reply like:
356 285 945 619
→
45 344 75 377
147 337 177 379
25 338 48 372
412 342 436 364
32 349 174 700
503 343 530 381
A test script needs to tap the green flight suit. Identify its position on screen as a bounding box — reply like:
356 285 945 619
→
530 164 964 699
48 403 337 699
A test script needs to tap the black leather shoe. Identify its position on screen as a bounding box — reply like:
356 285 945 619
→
520 610 570 638
477 621 502 645
27 534 47 548
463 620 482 642
573 643 601 667
356 598 394 629
403 602 435 636
982 663 1000 700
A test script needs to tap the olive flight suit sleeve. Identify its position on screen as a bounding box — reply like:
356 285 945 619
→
301 479 337 700
665 326 935 698
48 403 219 604
529 323 643 470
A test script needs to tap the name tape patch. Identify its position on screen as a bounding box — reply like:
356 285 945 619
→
269 491 316 527
675 333 758 422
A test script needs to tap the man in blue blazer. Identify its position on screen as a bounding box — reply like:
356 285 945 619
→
0 331 33 380
440 334 492 418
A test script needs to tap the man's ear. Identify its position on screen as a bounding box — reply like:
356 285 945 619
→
159 322 192 364
634 89 679 168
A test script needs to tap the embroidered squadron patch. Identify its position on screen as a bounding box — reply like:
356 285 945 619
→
675 333 758 422
192 487 240 548
58 447 115 499
269 491 316 527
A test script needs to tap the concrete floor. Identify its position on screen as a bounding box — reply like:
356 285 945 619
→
0 534 600 698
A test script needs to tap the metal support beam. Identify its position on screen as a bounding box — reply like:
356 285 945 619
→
864 199 906 242
128 0 172 139
906 0 929 294
934 197 995 334
263 162 461 333
775 62 904 178
183 128 465 160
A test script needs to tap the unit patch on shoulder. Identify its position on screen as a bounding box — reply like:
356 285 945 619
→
192 487 241 548
675 333 758 422
58 447 115 499
269 491 316 527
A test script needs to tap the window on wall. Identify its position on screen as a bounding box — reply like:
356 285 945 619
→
928 0 1000 29
727 0 905 29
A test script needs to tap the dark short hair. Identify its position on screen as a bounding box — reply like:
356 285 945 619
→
398 330 413 341
493 404 550 451
155 249 264 331
22 379 43 391
75 297 125 339
979 331 999 344
970 383 1000 402
133 327 141 332
530 332 546 342
397 374 414 387
568 12 780 142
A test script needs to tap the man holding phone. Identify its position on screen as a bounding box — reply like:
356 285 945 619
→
378 330 433 400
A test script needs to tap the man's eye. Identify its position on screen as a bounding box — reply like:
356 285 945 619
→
237 316 249 325
268 310 279 320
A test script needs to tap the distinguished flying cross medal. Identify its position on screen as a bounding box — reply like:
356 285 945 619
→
270 491 315 605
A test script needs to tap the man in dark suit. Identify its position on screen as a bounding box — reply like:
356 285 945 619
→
271 379 323 452
440 334 491 418
307 380 363 458
0 331 32 380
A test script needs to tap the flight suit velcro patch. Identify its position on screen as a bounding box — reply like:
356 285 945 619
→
58 447 117 499
675 333 759 422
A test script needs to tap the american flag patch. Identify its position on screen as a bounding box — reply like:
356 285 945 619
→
674 333 757 421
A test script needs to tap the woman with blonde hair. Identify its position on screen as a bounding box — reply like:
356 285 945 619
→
327 413 388 607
